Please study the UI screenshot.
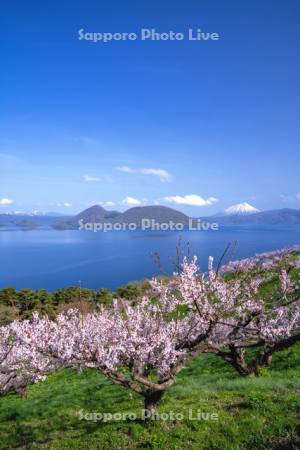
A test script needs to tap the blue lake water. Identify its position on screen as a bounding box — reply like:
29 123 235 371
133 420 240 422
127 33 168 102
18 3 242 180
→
1 226 300 291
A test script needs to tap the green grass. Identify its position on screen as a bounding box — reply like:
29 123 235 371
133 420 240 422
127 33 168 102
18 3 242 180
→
0 344 299 449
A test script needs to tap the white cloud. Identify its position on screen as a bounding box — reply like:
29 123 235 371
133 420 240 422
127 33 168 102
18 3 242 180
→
57 202 72 208
122 196 142 207
164 194 218 207
99 201 115 208
118 165 136 174
117 166 171 182
83 174 100 182
0 198 13 206
83 174 113 183
281 193 300 202
280 194 291 202
141 168 171 182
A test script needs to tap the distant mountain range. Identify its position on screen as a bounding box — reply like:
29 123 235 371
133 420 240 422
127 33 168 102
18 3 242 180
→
1 210 67 217
59 205 121 229
1 205 300 230
111 206 189 226
0 214 73 230
53 205 189 229
204 208 300 225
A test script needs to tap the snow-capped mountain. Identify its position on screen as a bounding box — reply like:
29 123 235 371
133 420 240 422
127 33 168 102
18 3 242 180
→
224 202 260 215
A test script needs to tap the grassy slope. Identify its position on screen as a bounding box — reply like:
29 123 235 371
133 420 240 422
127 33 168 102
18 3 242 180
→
0 344 299 450
1 261 299 449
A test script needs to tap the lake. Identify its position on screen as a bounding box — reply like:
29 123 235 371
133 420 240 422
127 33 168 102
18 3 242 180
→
1 226 300 291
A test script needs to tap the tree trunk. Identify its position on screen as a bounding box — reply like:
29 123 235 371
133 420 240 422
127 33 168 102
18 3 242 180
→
224 346 253 376
250 348 274 375
228 356 252 376
143 390 164 420
265 354 273 366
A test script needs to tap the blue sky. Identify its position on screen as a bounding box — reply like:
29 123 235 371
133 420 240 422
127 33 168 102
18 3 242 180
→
1 0 300 215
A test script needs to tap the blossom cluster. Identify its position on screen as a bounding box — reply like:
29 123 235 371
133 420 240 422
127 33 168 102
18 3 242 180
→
0 247 299 397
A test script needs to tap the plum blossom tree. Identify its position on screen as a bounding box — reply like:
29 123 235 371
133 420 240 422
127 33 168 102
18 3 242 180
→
0 247 299 417
0 324 53 397
209 248 300 375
